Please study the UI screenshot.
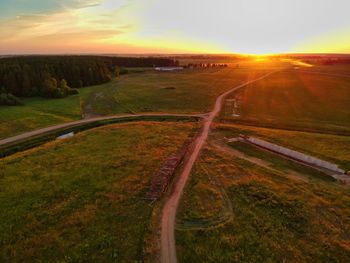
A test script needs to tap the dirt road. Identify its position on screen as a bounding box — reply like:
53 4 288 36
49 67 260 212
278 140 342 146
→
160 71 278 263
0 113 204 148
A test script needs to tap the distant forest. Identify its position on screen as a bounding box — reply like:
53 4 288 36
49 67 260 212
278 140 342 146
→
0 56 177 103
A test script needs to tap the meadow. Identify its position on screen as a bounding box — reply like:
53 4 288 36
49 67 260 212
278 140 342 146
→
297 63 350 75
0 59 287 139
222 68 350 133
0 121 197 262
176 141 350 262
84 67 258 115
2 57 349 262
0 87 88 139
216 124 350 171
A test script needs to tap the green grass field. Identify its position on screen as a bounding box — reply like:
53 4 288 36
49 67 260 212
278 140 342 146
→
1 58 350 262
227 141 336 181
0 60 288 140
217 124 350 170
222 68 350 133
175 74 350 262
297 64 350 75
0 121 197 262
176 142 350 262
0 84 98 139
82 65 283 115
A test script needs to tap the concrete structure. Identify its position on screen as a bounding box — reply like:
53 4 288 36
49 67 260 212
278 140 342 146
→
56 132 74 140
225 98 240 117
239 135 346 174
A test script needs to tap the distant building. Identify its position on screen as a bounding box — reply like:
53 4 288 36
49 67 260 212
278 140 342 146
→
155 66 184 72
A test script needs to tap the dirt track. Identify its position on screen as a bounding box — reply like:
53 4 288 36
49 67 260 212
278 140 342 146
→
160 71 278 263
0 113 204 148
210 139 309 183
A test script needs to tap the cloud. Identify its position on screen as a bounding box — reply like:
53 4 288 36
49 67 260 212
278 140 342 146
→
139 0 350 54
2 0 350 54
36 29 125 43
63 0 103 8
0 0 104 19
0 0 136 48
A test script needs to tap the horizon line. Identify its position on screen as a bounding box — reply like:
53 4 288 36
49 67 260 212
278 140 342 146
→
1 52 350 57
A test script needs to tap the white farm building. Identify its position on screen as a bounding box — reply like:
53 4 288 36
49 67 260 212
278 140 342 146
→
154 67 184 72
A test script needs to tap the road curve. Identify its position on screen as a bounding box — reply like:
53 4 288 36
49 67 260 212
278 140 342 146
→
0 113 204 148
160 71 278 263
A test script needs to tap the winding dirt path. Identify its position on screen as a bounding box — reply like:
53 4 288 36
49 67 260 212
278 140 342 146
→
0 113 204 148
160 71 278 263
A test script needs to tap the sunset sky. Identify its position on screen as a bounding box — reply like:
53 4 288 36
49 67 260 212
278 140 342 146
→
1 0 350 54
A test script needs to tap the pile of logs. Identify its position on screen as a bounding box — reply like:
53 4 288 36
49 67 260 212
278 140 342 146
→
145 142 190 202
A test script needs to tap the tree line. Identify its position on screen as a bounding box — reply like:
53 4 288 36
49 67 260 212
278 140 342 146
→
184 63 228 68
0 55 177 104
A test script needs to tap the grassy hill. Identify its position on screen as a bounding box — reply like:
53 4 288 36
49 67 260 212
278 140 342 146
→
216 123 350 170
0 59 287 139
222 66 350 133
0 121 197 262
176 139 350 262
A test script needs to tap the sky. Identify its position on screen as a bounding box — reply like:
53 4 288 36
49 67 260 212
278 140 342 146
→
0 0 350 54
